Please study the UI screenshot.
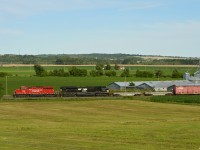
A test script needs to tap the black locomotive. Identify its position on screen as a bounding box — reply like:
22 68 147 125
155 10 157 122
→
59 86 110 97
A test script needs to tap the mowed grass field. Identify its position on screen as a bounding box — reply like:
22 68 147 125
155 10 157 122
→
0 99 200 150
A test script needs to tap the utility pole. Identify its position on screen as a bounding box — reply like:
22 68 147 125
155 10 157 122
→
5 76 8 95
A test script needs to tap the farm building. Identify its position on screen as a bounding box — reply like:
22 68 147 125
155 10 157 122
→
107 80 200 92
184 71 200 83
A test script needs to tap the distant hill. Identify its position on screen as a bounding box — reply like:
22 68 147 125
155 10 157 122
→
0 53 199 65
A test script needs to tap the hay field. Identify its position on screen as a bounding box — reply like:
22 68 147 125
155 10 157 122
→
0 99 199 150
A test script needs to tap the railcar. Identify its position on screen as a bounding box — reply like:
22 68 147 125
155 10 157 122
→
13 86 57 97
173 85 200 95
59 86 110 97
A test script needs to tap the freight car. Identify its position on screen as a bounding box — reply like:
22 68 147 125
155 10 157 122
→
173 85 200 95
144 91 173 96
59 86 110 97
13 86 57 97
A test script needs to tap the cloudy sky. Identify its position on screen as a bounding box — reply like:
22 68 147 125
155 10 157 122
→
0 0 200 57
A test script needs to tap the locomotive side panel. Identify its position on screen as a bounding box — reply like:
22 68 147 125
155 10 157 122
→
59 86 110 97
14 86 56 97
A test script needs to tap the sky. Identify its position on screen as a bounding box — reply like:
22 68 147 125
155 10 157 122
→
0 0 200 57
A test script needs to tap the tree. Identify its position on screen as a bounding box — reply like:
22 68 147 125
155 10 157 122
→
69 67 87 77
172 69 182 78
104 64 111 70
129 82 135 86
34 64 46 76
90 70 104 77
114 64 120 70
95 64 104 70
120 68 130 77
105 70 116 77
135 70 154 78
155 70 163 78
49 69 69 77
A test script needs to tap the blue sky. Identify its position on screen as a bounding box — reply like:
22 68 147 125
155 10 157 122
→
0 0 200 57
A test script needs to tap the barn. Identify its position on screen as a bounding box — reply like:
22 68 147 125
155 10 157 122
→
107 80 196 92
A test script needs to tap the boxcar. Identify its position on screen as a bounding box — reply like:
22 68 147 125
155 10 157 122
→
173 85 200 95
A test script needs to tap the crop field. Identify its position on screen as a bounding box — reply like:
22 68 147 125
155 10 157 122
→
0 99 199 150
0 65 197 77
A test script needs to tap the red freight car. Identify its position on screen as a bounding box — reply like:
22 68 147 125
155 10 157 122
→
13 86 57 97
173 85 200 95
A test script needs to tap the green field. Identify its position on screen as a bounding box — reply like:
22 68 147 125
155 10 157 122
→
0 65 197 77
1 75 176 96
0 65 200 149
0 65 196 96
0 99 199 150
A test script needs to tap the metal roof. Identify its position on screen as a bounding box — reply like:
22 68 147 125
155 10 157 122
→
109 80 200 88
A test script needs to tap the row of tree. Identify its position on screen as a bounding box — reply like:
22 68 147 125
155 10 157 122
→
33 64 183 78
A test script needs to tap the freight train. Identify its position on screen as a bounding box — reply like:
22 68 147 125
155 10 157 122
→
144 85 200 96
13 86 110 97
13 85 200 98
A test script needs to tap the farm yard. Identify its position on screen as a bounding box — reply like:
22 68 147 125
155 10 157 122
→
0 65 200 150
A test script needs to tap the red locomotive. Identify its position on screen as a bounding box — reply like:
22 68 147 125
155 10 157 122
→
13 86 57 97
173 85 200 95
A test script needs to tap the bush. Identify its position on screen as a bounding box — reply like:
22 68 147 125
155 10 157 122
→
105 70 116 77
34 64 46 77
49 69 69 77
0 72 11 77
90 70 104 77
69 67 87 77
136 70 154 78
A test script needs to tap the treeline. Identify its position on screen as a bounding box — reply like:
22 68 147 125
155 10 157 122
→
0 54 199 65
33 64 183 78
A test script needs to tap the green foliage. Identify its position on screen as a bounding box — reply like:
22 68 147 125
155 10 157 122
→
69 67 87 77
122 57 143 64
129 82 135 86
90 70 104 77
34 64 46 77
105 70 116 77
155 70 163 78
0 72 12 77
1 54 200 65
49 69 69 77
172 69 182 78
136 70 154 78
120 68 130 77
95 64 104 70
104 64 111 70
114 64 120 70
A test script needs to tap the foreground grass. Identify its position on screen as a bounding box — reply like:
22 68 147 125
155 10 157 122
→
0 100 200 150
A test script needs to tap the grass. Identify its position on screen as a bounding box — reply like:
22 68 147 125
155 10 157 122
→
0 65 197 77
150 95 200 104
0 76 174 95
0 99 199 150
